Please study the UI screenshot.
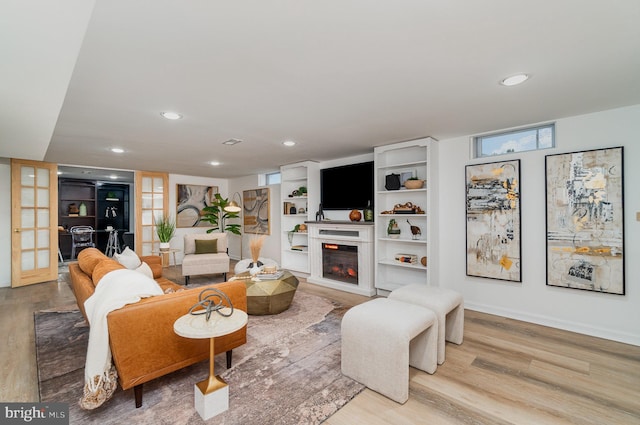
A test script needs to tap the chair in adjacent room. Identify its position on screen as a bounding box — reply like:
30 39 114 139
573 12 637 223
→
69 225 96 260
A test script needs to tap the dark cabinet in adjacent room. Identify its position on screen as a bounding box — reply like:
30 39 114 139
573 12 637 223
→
58 178 132 259
96 183 131 252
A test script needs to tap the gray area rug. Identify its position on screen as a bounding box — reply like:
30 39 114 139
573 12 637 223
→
35 291 364 424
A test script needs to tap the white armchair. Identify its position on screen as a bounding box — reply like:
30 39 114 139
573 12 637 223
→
181 233 230 285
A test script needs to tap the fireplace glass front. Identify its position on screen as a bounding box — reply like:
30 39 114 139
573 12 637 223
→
322 243 358 284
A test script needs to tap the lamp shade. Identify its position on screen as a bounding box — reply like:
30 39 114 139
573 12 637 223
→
224 201 241 213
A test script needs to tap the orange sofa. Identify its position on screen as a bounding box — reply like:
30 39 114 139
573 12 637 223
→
68 248 247 408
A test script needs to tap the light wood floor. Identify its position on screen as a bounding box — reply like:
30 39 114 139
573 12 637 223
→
1 263 639 424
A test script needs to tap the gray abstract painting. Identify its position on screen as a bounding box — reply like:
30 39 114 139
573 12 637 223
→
545 147 624 295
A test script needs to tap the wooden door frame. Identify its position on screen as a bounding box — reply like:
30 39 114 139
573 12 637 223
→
134 171 169 256
11 159 58 287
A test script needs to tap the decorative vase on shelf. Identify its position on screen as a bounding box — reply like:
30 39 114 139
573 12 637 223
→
349 209 362 222
387 219 401 239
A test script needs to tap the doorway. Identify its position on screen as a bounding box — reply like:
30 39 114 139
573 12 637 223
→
57 166 135 260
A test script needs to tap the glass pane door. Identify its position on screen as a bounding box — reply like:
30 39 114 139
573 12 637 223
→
11 159 58 287
135 171 168 256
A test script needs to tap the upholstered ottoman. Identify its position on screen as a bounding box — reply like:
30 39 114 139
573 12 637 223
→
388 284 464 364
341 298 438 404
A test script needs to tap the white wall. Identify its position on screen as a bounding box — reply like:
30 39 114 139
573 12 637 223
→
227 175 282 263
437 104 640 345
0 159 11 287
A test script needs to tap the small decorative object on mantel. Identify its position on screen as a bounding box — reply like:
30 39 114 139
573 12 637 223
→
404 177 425 190
363 200 374 222
387 219 401 238
315 203 325 221
349 209 362 222
188 288 234 321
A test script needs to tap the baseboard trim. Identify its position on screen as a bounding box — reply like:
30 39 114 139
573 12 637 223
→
464 301 640 347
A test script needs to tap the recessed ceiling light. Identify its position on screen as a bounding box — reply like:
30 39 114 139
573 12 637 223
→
283 140 296 147
222 138 243 145
210 161 221 166
500 74 529 86
111 148 124 153
109 175 118 180
161 111 183 120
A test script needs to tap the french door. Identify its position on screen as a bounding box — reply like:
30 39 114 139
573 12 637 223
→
11 159 58 287
135 171 168 256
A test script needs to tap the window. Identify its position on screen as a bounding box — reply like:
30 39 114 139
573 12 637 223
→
265 171 281 185
474 123 555 158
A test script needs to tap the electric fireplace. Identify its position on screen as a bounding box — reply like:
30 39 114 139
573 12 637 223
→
307 222 375 296
322 243 358 284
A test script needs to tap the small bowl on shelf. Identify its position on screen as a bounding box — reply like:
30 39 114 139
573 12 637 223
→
404 179 424 189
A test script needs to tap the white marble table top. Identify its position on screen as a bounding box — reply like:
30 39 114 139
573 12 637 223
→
174 308 248 339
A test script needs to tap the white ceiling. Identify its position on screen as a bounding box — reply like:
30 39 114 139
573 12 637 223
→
2 1 640 178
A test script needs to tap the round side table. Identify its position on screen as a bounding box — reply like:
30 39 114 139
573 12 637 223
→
174 308 248 419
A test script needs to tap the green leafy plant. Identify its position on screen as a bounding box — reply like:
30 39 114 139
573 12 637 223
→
155 214 176 243
201 193 241 235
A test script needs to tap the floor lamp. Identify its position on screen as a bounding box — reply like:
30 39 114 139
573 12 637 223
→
224 192 243 260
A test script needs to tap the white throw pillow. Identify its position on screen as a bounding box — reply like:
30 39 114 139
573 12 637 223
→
114 246 141 270
134 261 154 279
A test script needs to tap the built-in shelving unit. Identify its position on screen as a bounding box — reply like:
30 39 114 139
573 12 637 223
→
280 161 319 274
58 178 131 259
374 138 438 292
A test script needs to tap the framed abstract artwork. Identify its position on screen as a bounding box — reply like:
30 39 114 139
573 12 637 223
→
243 188 270 235
176 184 218 227
465 159 521 282
545 147 624 295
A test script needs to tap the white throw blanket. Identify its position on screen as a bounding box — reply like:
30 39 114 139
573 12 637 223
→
80 269 163 409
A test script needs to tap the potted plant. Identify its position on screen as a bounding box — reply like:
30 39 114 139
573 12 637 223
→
155 214 176 250
201 193 241 235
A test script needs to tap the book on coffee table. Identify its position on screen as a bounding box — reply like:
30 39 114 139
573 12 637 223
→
256 270 285 280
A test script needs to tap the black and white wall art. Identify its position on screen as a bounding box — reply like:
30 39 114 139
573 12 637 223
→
545 147 624 295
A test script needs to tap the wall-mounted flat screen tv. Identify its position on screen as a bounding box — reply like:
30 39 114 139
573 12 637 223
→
320 161 374 210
